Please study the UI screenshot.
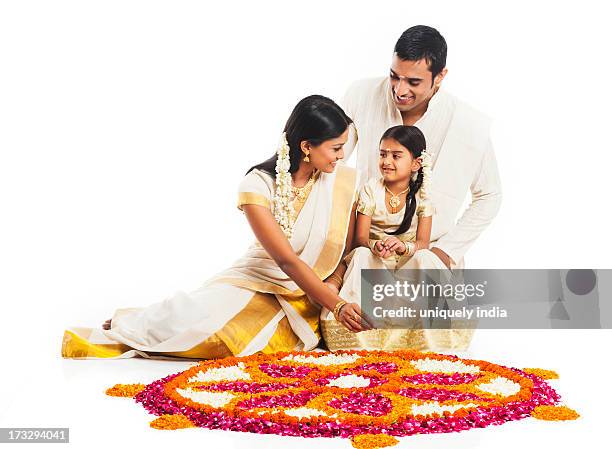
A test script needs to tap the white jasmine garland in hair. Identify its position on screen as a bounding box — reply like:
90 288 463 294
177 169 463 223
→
418 150 433 200
273 132 296 238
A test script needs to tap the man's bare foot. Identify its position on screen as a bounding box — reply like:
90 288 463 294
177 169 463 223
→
102 319 112 330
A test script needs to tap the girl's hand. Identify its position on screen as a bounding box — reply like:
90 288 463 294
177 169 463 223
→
379 236 406 258
371 240 387 258
338 302 374 333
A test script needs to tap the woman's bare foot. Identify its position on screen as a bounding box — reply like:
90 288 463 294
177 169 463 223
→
102 319 112 330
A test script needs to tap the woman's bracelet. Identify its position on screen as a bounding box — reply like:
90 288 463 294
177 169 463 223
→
333 300 348 321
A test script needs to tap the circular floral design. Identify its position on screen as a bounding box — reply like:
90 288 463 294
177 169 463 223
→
108 350 578 448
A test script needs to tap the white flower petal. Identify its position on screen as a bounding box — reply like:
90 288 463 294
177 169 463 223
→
328 374 371 388
412 401 478 417
476 376 521 397
188 362 250 383
283 407 328 418
410 358 480 374
176 388 235 408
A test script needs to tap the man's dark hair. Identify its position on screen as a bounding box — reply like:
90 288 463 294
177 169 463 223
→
394 25 447 83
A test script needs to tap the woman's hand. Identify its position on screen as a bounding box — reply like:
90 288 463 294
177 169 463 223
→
338 302 374 333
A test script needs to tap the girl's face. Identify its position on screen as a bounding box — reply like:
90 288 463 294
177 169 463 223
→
378 138 421 183
302 128 348 173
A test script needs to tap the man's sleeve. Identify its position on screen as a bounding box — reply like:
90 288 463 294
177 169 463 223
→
433 136 502 263
340 84 358 164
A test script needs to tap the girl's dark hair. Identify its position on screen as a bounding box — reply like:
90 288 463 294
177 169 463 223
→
381 125 427 236
246 95 353 177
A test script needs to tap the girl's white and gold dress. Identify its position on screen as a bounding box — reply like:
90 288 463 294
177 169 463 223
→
62 166 359 359
320 177 473 352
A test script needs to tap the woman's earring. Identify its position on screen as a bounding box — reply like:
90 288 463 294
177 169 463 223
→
303 152 310 163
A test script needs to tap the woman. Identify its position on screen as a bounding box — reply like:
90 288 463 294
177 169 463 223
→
61 95 372 359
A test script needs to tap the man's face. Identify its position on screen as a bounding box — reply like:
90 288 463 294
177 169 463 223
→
389 53 446 113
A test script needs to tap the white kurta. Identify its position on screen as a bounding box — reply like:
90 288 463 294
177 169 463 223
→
340 77 502 264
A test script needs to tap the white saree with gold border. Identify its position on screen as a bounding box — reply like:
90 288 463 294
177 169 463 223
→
62 165 359 359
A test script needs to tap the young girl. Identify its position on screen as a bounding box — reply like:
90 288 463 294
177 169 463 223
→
354 125 433 267
321 125 439 350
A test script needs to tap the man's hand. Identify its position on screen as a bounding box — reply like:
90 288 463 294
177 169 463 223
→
431 247 452 269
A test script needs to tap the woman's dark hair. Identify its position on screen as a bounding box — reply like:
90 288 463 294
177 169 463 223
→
394 25 447 84
246 95 353 177
381 125 427 236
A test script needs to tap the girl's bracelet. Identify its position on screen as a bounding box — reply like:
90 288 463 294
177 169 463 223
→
369 240 380 252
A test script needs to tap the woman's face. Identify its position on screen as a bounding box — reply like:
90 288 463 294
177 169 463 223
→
378 137 421 183
302 128 349 173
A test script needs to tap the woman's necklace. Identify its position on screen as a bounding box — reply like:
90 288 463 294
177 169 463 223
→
384 183 410 213
292 170 318 202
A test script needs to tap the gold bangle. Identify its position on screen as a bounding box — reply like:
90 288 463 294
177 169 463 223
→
333 300 347 321
327 279 341 290
327 273 343 287
369 240 380 252
335 303 347 322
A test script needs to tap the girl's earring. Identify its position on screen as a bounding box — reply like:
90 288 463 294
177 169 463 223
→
411 170 418 181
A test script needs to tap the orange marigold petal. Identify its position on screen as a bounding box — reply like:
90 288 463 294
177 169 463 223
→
351 434 399 449
105 383 146 397
531 405 579 421
150 414 195 430
523 368 559 380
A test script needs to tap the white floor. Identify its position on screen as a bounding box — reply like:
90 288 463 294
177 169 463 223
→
0 328 608 448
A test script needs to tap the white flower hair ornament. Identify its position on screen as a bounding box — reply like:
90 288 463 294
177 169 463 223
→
273 132 296 238
415 150 433 201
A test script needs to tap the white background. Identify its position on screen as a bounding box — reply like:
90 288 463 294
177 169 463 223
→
1 1 611 448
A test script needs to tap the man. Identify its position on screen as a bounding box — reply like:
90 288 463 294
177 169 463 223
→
341 25 502 270
327 26 502 352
